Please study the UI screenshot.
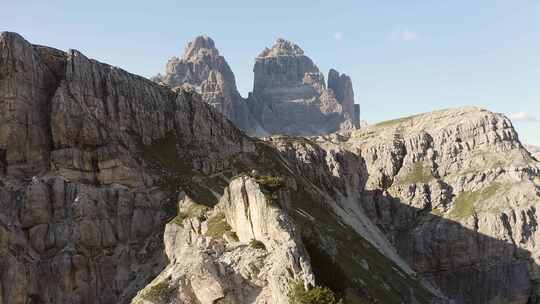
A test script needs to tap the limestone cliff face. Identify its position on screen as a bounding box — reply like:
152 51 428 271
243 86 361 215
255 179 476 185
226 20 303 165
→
132 177 314 304
272 107 540 304
328 69 357 127
250 39 356 135
0 32 441 304
155 37 360 137
153 36 264 136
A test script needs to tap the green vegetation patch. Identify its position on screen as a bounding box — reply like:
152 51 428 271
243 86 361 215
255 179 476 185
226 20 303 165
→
374 115 417 128
170 203 208 227
142 281 176 303
255 175 285 192
254 175 285 204
249 239 266 250
396 162 433 185
290 184 436 304
450 183 502 219
214 294 236 304
224 230 239 242
206 212 233 239
0 227 7 256
288 281 342 304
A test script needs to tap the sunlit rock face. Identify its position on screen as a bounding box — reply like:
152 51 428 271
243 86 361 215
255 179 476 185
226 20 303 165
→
249 39 357 135
278 107 540 304
155 37 360 137
153 35 265 136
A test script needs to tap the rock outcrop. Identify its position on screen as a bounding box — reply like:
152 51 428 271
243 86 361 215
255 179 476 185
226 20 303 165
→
132 177 314 304
248 39 357 135
155 37 360 137
0 32 439 304
153 36 264 136
0 31 255 304
272 107 540 304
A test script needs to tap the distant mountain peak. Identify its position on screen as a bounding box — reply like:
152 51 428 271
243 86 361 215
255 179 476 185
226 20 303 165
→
182 35 218 60
257 38 305 58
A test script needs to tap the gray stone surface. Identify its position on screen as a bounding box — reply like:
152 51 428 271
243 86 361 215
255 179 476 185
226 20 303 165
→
7 31 540 304
155 37 360 136
272 107 540 304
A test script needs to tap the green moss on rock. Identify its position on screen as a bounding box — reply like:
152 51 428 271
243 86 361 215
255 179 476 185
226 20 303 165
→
397 162 433 185
288 281 342 304
0 227 7 256
255 175 285 192
374 115 417 128
450 183 502 219
254 175 285 205
142 281 175 303
206 212 233 238
170 203 208 227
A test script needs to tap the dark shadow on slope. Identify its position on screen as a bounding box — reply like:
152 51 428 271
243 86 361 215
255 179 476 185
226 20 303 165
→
358 188 538 304
254 140 540 304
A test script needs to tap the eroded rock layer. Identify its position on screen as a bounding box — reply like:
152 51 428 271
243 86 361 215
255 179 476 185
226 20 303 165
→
3 31 539 304
0 32 440 304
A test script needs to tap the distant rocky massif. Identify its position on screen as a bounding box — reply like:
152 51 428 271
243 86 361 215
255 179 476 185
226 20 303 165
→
154 36 360 136
1 31 540 304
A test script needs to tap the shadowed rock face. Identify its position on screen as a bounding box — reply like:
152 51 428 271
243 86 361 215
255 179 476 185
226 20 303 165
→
155 37 360 137
2 31 539 304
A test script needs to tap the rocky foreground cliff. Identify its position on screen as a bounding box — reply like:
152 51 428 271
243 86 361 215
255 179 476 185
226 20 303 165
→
1 32 539 304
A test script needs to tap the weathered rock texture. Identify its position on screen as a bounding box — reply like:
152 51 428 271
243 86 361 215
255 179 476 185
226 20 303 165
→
0 32 439 304
132 177 315 304
155 37 360 136
5 31 540 304
271 107 540 304
153 36 264 136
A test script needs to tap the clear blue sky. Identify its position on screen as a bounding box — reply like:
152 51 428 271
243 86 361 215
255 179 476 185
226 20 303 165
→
2 0 539 145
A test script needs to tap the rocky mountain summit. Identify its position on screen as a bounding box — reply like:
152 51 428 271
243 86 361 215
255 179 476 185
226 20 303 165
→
155 37 359 136
1 31 540 304
152 36 264 135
